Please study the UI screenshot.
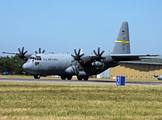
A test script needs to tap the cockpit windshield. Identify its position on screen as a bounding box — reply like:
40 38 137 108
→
29 55 41 61
30 57 35 59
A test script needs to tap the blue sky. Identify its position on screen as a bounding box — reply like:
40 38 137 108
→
0 0 162 57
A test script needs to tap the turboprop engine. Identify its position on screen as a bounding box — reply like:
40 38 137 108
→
65 66 90 77
91 61 105 67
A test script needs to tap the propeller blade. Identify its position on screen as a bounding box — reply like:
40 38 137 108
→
98 47 100 55
100 50 105 56
22 47 24 54
24 51 28 55
80 53 84 58
35 47 45 54
71 60 75 63
71 54 75 58
42 50 45 53
17 47 28 60
78 49 81 56
18 47 21 54
35 50 38 54
92 47 105 61
71 48 84 63
39 47 41 53
93 50 98 56
74 49 77 56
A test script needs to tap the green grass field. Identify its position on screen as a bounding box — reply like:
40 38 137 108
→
0 81 162 120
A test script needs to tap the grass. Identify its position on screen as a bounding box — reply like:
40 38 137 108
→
0 82 162 120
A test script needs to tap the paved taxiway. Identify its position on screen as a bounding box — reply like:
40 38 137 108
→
0 78 162 86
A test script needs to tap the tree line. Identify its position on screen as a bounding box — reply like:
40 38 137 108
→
0 56 25 75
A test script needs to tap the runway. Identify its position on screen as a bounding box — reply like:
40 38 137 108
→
0 78 162 86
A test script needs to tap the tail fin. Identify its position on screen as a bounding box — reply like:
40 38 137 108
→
111 21 130 54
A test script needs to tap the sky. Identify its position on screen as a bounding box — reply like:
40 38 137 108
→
0 0 162 57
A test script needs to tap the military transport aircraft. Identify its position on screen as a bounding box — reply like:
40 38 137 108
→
2 21 158 80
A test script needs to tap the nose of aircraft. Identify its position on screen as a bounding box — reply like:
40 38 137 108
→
22 63 27 70
22 63 33 72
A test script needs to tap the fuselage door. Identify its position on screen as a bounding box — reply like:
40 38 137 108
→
35 61 40 70
34 56 42 71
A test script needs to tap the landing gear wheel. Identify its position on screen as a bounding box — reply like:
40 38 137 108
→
77 76 82 80
67 76 72 80
84 76 89 81
61 76 66 80
34 74 40 79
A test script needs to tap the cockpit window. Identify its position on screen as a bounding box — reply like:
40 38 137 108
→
35 56 41 60
30 57 35 59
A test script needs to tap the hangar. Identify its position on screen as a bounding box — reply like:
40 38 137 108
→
110 58 162 80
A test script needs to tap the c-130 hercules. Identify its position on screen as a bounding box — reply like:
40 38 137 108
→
2 21 157 80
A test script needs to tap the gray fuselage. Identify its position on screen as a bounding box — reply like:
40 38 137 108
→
22 53 117 77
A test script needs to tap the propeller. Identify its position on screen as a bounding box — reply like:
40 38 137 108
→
35 47 45 54
71 48 84 63
17 47 28 60
91 47 105 61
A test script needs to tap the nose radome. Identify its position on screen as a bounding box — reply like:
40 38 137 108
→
22 63 32 71
22 63 27 70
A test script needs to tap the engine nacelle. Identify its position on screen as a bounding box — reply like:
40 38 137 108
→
65 66 78 75
78 71 87 76
102 55 113 63
91 61 104 67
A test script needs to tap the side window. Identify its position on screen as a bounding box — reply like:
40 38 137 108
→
35 62 39 66
38 56 41 60
35 56 41 60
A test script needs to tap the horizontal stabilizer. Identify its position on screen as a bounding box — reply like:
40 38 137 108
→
111 54 159 61
149 75 159 77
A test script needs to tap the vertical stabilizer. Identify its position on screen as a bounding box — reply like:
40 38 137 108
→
111 21 130 54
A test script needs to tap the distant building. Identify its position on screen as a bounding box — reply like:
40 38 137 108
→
110 58 162 80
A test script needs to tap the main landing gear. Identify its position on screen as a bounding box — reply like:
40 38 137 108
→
61 75 72 80
34 74 40 79
77 76 89 81
60 75 89 81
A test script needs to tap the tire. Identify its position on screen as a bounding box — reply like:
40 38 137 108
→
67 76 72 80
84 76 89 81
34 74 40 79
77 76 82 80
61 76 66 80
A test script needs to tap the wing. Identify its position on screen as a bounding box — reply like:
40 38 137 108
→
1 52 18 55
110 54 159 61
2 47 32 61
